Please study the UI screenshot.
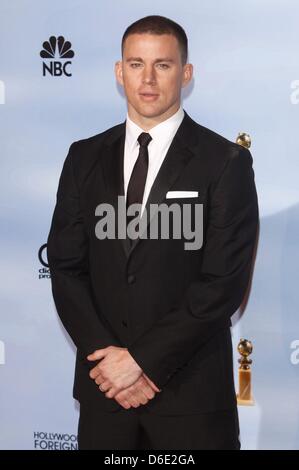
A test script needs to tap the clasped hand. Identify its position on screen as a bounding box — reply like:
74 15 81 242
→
87 346 160 409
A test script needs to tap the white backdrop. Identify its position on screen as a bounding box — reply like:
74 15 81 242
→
1 0 299 450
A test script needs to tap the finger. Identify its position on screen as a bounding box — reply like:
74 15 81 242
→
119 388 141 408
105 386 121 399
134 389 149 405
89 365 102 380
114 396 131 410
95 375 104 385
94 374 112 386
114 389 129 402
115 384 147 407
127 385 148 406
133 376 155 400
143 374 160 392
97 380 111 391
143 373 161 392
87 349 108 361
126 391 141 408
139 383 155 400
89 369 103 382
129 377 155 401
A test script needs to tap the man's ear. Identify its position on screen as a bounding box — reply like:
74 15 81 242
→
115 60 124 86
182 63 193 88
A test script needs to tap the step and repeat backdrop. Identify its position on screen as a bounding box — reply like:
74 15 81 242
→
1 0 298 450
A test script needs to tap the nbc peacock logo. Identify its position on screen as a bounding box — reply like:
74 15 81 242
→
40 36 75 77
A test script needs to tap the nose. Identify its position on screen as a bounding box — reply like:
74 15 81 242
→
142 65 156 85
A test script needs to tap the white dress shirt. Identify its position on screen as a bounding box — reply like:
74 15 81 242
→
124 106 185 215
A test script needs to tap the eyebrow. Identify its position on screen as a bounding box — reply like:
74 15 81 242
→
126 57 175 63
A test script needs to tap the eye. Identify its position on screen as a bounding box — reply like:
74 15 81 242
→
157 63 170 69
130 63 142 68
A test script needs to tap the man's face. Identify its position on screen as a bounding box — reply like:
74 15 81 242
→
115 33 193 126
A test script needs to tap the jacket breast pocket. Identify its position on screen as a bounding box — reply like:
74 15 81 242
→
156 196 203 251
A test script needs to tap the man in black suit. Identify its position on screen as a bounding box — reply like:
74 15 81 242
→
47 15 259 450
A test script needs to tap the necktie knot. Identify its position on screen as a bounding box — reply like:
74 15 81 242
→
138 132 152 148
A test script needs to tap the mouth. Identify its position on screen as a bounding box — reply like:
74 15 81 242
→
139 93 159 102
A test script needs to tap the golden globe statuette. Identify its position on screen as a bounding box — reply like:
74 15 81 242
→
236 132 251 149
237 339 254 406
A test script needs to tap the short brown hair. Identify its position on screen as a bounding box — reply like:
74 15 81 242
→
122 15 188 65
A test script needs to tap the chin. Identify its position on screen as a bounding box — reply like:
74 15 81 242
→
140 110 163 118
138 106 166 118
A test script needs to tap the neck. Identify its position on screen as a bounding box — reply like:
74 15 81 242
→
127 103 181 131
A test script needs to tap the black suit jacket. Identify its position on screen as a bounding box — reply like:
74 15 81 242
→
47 111 259 415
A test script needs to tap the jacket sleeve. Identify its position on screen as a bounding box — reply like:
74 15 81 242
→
47 143 120 356
128 146 259 389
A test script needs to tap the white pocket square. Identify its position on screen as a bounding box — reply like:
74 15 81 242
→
166 191 199 199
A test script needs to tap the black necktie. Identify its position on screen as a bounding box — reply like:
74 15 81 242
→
126 132 152 211
126 132 152 242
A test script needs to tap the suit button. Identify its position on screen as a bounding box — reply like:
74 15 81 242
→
122 320 128 328
127 274 136 284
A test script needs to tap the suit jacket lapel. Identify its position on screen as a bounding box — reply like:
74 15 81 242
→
99 124 131 258
101 125 126 200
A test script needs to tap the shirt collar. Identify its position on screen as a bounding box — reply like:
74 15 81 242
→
125 106 185 152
